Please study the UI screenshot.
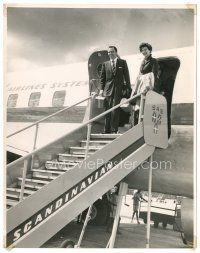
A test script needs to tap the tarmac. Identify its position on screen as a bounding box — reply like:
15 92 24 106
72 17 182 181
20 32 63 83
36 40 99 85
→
41 219 190 248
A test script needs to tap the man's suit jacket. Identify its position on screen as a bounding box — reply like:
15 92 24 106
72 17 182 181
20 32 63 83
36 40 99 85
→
100 58 131 102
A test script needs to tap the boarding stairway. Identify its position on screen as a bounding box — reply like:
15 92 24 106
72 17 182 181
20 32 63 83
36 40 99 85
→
6 133 121 209
6 91 167 248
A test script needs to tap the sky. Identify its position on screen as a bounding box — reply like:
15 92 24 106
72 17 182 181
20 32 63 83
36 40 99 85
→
7 7 194 72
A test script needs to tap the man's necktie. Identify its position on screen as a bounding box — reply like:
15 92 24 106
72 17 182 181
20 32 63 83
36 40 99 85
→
112 60 116 74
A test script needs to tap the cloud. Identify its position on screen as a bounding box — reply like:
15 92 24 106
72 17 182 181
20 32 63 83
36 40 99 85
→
64 52 84 64
88 45 101 53
6 8 194 72
8 57 41 72
7 34 39 71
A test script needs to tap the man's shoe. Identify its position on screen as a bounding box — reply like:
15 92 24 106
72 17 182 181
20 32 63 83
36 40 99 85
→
102 131 111 134
111 130 118 134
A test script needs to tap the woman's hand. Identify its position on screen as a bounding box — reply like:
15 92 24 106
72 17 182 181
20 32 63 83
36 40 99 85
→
142 89 148 94
142 86 152 94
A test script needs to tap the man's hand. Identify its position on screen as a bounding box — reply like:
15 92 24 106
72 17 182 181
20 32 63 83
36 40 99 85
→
91 92 97 98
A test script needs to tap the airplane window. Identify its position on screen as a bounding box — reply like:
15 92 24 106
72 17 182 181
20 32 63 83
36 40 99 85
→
28 92 41 107
52 90 66 107
7 94 18 108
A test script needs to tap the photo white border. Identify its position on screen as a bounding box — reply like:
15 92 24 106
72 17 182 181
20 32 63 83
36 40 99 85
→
1 1 199 253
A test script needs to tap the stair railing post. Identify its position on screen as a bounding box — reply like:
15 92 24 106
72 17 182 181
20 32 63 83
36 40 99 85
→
76 94 97 248
85 122 92 160
146 155 153 248
19 159 28 202
76 205 93 248
85 93 96 159
33 123 39 151
108 182 128 248
138 94 146 123
30 123 39 171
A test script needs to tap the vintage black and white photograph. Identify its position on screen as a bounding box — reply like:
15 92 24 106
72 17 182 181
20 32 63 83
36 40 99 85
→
4 4 196 249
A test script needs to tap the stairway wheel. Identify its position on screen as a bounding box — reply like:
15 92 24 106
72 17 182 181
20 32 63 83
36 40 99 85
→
60 239 75 248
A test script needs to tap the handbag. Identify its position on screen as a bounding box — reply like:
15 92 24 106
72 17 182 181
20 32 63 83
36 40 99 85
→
121 85 132 99
95 95 105 108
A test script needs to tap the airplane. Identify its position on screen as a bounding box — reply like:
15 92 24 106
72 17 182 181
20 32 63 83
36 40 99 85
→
6 46 194 156
5 46 195 247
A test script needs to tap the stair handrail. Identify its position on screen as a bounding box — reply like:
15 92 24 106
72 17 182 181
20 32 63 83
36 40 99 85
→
7 92 142 169
7 96 92 139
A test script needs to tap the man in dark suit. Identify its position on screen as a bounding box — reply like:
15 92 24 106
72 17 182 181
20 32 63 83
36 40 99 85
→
99 46 131 133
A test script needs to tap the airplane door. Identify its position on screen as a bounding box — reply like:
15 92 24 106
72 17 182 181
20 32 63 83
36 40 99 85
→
156 58 180 138
88 50 109 94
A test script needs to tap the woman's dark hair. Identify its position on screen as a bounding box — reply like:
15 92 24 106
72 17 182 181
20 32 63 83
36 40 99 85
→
139 43 152 52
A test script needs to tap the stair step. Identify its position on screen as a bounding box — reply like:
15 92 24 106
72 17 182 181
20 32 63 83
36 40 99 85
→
80 140 111 147
71 152 94 156
32 169 64 175
32 175 55 181
118 124 132 133
90 133 121 139
45 161 77 171
7 199 19 208
7 187 35 195
20 183 42 190
6 189 30 199
18 177 49 188
58 153 87 162
70 146 101 154
32 169 64 179
6 193 20 200
32 171 58 180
